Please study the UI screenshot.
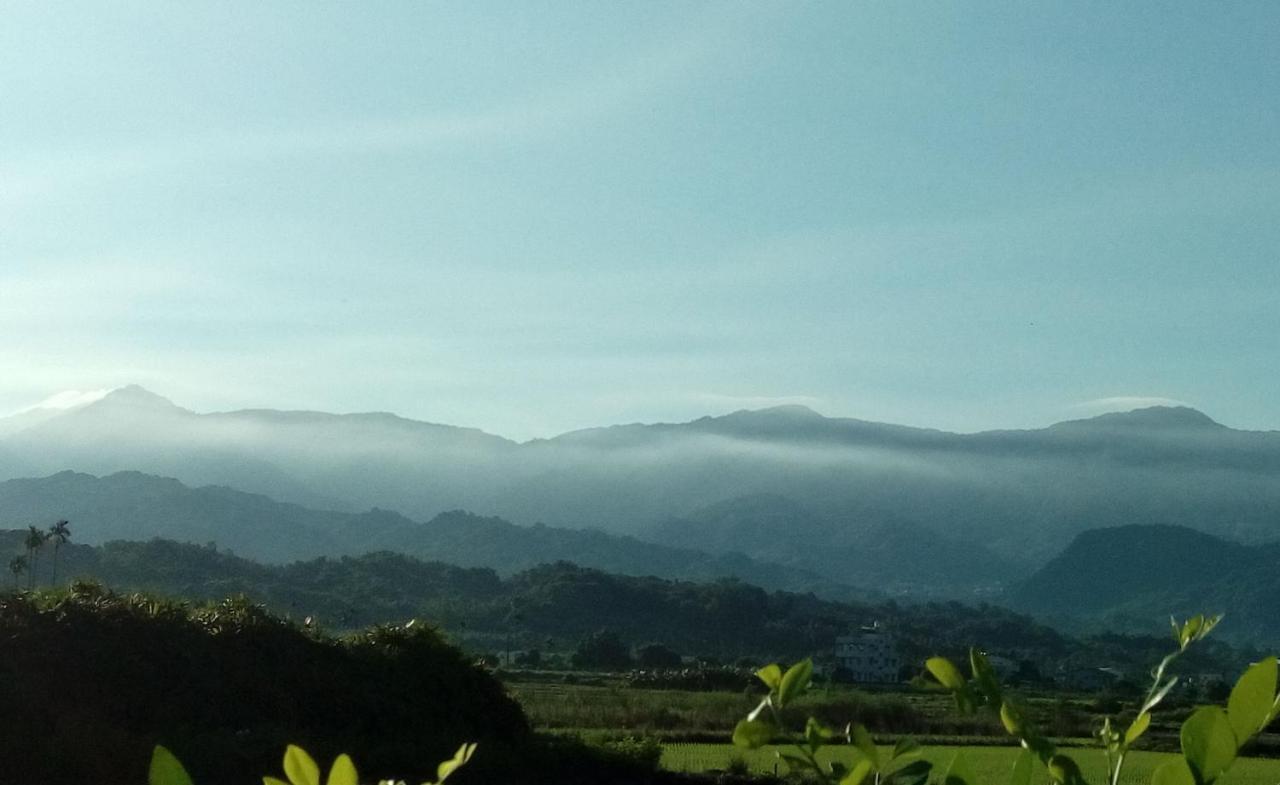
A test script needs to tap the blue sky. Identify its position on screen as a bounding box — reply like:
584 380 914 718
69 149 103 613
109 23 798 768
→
2 1 1278 439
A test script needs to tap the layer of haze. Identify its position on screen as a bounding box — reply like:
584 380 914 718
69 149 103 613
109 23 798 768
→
3 2 1278 439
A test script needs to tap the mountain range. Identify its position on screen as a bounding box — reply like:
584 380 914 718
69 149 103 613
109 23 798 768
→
4 386 1280 595
0 470 863 599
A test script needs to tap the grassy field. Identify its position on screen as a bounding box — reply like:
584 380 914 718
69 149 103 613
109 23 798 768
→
505 678 1168 744
508 680 1050 737
661 744 1280 784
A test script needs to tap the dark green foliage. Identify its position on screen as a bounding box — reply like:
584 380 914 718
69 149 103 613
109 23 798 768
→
0 583 528 785
636 642 683 668
572 629 633 669
4 532 1256 677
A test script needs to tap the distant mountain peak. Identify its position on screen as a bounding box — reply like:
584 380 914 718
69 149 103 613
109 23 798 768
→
741 404 823 418
96 385 183 409
1053 405 1223 431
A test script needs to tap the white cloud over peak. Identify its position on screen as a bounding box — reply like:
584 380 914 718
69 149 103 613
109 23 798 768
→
1069 396 1192 416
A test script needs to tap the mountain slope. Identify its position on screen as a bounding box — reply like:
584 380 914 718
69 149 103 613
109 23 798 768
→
644 494 1024 596
0 471 868 598
0 532 1070 663
1010 524 1280 644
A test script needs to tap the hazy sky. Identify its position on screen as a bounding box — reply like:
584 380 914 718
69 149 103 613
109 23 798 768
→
3 2 1278 439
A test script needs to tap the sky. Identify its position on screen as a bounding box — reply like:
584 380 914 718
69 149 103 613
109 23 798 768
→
2 1 1278 439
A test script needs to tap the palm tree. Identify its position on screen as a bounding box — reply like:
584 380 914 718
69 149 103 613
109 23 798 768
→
48 520 70 584
24 525 47 590
8 555 26 590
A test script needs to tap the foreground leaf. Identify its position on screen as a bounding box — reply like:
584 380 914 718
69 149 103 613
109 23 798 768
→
841 757 875 785
434 742 476 784
1125 712 1151 746
1152 759 1197 785
926 657 966 690
756 664 783 691
1007 748 1034 785
1181 707 1237 784
1228 657 1277 742
149 746 194 785
326 754 358 785
891 738 922 762
852 723 879 769
284 746 321 785
944 752 976 785
887 759 933 785
1047 754 1082 785
732 718 775 749
778 659 813 707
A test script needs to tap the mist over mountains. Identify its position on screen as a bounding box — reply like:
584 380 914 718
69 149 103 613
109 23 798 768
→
3 386 1280 596
0 470 859 599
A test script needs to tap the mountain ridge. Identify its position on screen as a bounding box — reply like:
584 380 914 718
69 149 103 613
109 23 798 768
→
0 469 870 600
6 386 1280 584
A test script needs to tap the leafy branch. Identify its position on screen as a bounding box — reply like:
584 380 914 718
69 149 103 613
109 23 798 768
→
733 659 931 785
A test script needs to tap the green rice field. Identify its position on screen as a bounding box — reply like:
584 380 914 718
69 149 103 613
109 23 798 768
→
660 744 1280 785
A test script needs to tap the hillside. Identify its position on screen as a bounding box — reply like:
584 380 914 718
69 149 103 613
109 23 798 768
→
645 494 1024 596
0 533 1250 679
0 471 866 598
6 387 1280 590
1010 524 1280 644
4 534 1062 661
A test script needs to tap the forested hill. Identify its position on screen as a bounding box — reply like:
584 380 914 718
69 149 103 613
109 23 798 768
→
1010 524 1280 645
0 470 864 599
0 532 1246 676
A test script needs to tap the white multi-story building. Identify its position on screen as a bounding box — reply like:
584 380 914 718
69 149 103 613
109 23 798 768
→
834 623 900 684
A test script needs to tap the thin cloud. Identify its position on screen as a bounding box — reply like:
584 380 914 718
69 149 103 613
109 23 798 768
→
0 6 746 207
1069 396 1192 415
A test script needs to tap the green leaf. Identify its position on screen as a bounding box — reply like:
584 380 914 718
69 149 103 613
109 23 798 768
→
732 718 775 749
891 738 922 762
970 649 1002 703
264 779 290 785
1228 657 1277 742
926 657 966 690
851 723 879 769
887 760 932 785
1125 712 1152 746
1177 614 1223 650
1046 754 1082 785
804 717 837 751
1007 748 1033 785
840 757 875 785
284 746 321 785
999 702 1023 736
1152 759 1197 785
149 746 194 785
1179 615 1204 648
944 751 976 785
326 755 358 785
778 751 814 773
1181 707 1238 784
435 742 476 784
778 659 813 707
756 664 783 691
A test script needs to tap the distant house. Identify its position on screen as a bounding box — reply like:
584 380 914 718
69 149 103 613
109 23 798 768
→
835 623 900 684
